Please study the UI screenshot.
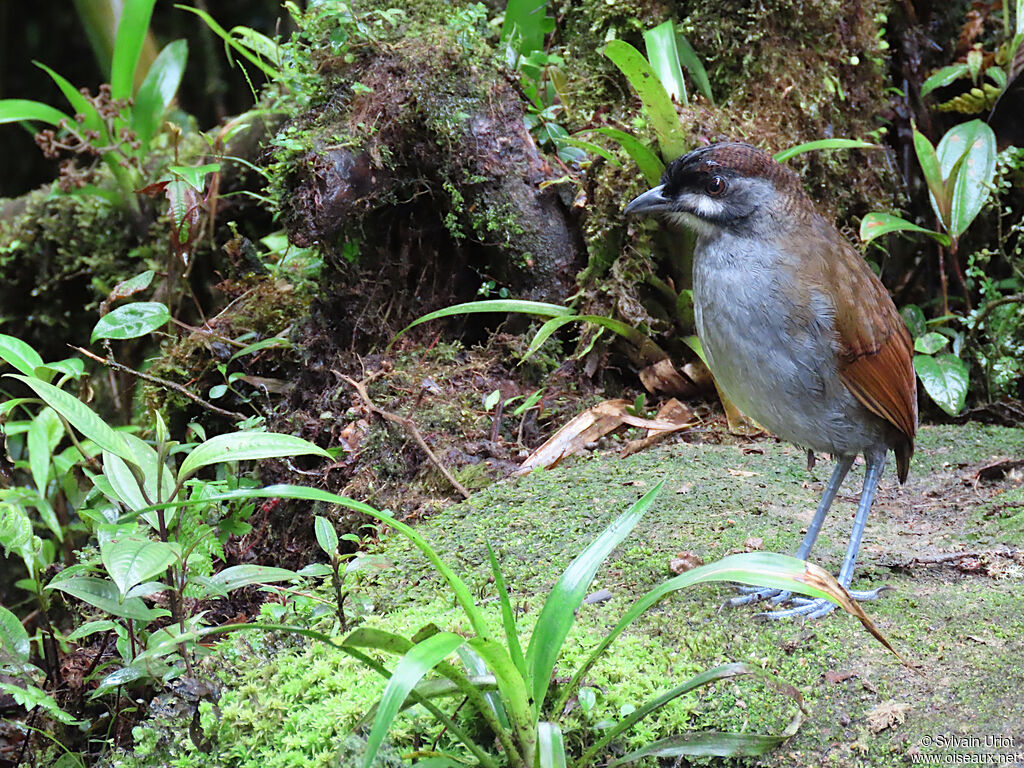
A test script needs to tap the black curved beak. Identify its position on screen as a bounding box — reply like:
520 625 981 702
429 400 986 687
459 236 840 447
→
624 184 670 215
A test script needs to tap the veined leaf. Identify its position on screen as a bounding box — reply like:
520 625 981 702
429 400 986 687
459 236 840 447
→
859 212 950 247
176 431 330 482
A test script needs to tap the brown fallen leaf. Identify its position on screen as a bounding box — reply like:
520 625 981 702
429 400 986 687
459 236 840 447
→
824 670 858 684
517 399 683 474
638 358 697 397
866 701 910 733
669 551 704 574
620 398 697 457
743 537 764 551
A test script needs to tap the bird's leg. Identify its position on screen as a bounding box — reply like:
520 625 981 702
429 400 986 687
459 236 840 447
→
730 455 854 606
760 449 889 620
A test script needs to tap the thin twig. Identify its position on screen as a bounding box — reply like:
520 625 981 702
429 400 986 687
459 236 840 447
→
71 346 246 421
335 371 471 499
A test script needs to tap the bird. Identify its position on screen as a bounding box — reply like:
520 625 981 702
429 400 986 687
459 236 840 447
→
624 142 917 619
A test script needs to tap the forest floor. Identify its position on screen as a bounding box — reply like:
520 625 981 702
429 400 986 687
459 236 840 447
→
122 420 1024 768
354 420 1024 767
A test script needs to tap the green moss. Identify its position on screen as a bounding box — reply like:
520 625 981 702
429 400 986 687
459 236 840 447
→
116 424 1024 767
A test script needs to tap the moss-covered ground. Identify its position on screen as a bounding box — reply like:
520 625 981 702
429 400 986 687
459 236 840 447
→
116 423 1024 768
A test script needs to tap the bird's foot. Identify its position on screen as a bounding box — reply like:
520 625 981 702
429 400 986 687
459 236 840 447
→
743 584 891 620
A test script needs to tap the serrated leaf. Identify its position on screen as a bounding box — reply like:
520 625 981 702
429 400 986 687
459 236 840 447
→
91 302 170 342
914 353 969 416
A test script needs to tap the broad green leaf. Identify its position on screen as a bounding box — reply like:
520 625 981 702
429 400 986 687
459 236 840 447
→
912 128 948 227
936 120 997 237
914 353 969 416
91 301 170 342
177 431 330 482
576 127 664 185
526 482 663 710
8 375 133 462
859 212 950 247
47 575 169 621
364 632 466 768
644 22 687 105
920 63 970 98
465 638 532 744
603 40 687 160
554 136 622 165
208 564 299 592
537 722 567 768
900 305 927 338
914 332 949 354
314 516 338 555
100 534 177 599
675 34 713 104
0 605 31 663
110 0 158 100
109 270 155 299
27 407 63 497
773 139 876 163
501 0 553 55
168 162 221 191
0 99 70 127
133 39 188 151
0 334 45 376
33 62 105 136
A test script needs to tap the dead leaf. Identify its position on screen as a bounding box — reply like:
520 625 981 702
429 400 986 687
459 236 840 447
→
743 537 763 551
518 399 679 473
638 358 696 396
681 359 714 390
620 398 697 457
866 701 910 733
824 670 857 684
728 469 758 477
669 551 704 574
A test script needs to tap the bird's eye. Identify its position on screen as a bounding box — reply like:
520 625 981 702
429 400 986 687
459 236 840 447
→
706 176 727 196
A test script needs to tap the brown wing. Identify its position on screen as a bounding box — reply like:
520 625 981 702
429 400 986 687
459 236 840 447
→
817 220 917 482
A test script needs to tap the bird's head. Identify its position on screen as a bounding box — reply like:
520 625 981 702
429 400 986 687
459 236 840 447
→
624 142 808 236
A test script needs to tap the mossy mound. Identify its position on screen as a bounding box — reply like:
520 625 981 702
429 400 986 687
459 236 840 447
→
113 423 1024 767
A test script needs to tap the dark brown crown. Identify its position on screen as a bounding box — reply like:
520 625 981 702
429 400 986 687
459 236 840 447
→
662 142 806 203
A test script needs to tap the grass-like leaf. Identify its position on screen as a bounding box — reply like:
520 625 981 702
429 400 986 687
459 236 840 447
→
773 138 876 163
603 40 687 160
110 0 158 100
526 482 663 711
133 39 188 152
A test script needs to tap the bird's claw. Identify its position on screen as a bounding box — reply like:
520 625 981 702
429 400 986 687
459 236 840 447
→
755 597 838 620
728 583 892 618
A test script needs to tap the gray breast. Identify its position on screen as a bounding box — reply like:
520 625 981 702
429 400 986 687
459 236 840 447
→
692 234 887 458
